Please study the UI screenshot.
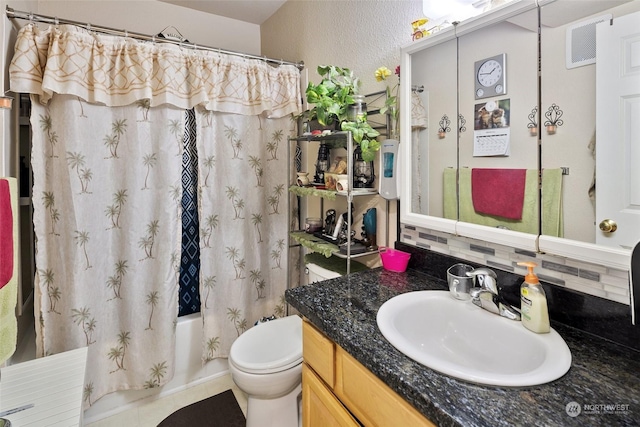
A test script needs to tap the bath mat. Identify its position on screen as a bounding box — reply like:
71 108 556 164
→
157 389 245 427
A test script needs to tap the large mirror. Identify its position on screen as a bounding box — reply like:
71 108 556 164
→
456 6 539 236
400 0 637 268
401 26 458 234
539 0 640 251
409 35 457 219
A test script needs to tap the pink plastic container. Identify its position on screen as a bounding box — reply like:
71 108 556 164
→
379 247 411 272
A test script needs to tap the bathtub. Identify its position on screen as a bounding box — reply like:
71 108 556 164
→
83 312 229 424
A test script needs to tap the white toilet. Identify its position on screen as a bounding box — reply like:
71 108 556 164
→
229 315 303 427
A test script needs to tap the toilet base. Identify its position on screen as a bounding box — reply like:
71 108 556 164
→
246 383 301 427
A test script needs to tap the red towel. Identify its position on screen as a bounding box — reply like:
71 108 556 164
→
471 169 527 220
0 179 14 289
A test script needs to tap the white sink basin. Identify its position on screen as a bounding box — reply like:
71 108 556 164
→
376 291 571 386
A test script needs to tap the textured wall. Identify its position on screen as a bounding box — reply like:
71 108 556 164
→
261 0 424 94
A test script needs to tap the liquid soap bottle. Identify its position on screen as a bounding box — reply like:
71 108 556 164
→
518 262 550 333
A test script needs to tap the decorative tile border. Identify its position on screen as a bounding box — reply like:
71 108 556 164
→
401 225 631 306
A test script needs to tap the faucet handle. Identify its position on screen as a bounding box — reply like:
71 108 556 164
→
466 268 498 294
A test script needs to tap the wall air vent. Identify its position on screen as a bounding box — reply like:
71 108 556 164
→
566 14 612 69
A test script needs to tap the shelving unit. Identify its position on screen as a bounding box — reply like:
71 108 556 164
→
287 90 394 289
288 131 382 276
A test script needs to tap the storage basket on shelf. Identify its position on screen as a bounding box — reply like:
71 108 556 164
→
379 247 411 273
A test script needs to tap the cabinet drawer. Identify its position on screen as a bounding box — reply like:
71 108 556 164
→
303 319 335 387
302 364 360 427
335 346 435 427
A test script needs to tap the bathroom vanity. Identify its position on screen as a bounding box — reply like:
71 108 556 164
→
286 261 640 426
302 319 433 426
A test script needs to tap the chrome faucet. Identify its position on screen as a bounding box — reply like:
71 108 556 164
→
467 268 521 321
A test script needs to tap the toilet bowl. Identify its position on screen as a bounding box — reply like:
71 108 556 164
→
229 315 303 427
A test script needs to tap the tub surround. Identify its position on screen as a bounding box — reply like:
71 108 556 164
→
285 247 640 426
82 313 228 424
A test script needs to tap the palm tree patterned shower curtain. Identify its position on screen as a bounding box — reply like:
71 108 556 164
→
196 110 295 360
10 23 301 408
31 94 184 405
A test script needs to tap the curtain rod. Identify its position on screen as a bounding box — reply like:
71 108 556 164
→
5 6 305 70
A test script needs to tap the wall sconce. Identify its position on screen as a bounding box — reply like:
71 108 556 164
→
0 96 14 110
544 103 564 135
527 106 538 136
438 114 451 139
458 114 466 133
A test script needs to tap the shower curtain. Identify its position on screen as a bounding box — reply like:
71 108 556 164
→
10 23 301 408
30 94 184 405
196 110 295 357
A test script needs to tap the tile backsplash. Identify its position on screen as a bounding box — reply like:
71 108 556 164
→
400 225 630 306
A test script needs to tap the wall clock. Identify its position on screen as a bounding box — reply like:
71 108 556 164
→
474 53 506 100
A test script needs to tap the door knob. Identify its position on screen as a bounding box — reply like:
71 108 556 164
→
599 219 617 233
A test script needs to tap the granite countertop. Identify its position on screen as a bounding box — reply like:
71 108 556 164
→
285 268 640 427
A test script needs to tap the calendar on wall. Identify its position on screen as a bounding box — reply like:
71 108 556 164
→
473 99 511 157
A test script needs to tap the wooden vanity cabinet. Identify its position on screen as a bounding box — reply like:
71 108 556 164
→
302 364 360 427
302 319 435 427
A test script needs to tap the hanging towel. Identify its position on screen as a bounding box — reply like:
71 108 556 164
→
455 169 539 233
1 179 14 288
541 168 564 238
471 168 527 220
411 92 428 129
443 168 458 220
0 177 19 365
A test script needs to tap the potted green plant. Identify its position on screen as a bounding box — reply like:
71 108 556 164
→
304 65 380 161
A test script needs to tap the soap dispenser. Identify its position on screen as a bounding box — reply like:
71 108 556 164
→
518 262 550 333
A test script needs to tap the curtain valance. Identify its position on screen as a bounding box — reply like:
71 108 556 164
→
9 24 302 118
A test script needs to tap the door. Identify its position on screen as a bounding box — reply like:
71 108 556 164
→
596 10 640 249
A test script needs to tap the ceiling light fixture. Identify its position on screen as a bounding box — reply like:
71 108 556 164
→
423 0 513 26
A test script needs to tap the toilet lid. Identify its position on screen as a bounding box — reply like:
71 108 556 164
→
230 315 303 374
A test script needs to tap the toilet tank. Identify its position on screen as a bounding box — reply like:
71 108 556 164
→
303 253 369 285
306 263 343 284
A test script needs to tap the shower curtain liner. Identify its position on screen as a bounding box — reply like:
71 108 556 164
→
180 109 201 316
10 23 301 409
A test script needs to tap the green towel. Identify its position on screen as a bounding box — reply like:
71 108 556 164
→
443 168 562 237
541 168 563 237
443 168 457 220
